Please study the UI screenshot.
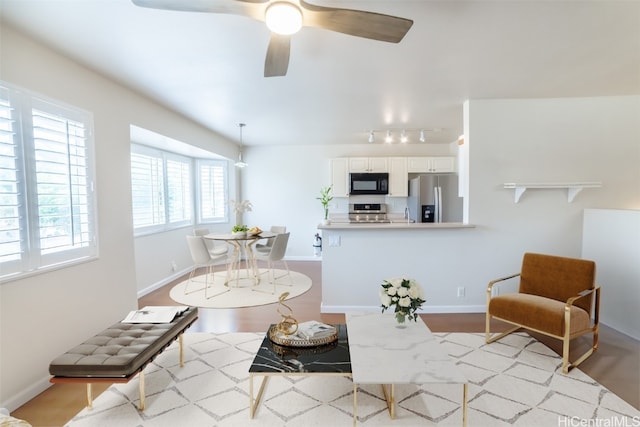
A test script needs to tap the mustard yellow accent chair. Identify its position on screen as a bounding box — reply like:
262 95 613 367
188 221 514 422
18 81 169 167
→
486 252 601 374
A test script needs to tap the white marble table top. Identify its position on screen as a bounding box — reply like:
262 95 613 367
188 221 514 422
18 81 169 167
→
346 312 467 385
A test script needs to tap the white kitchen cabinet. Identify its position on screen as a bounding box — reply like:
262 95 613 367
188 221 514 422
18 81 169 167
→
387 157 408 197
349 157 388 172
330 158 349 197
407 157 455 173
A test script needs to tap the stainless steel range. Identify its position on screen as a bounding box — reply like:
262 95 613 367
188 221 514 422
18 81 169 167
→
348 203 390 223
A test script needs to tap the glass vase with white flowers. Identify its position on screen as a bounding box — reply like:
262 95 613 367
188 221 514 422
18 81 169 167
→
380 278 426 324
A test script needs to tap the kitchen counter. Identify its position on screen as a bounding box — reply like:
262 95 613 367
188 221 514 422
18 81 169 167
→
318 222 475 230
318 221 482 314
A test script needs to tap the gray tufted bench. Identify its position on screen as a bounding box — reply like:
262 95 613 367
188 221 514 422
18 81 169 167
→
49 306 198 410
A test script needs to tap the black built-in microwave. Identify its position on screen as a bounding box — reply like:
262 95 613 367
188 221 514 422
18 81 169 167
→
349 173 389 195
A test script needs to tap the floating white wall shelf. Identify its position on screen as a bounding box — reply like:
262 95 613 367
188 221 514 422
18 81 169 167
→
503 182 602 203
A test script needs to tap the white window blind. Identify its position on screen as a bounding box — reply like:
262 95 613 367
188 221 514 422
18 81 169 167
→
166 157 192 224
198 160 227 223
131 149 165 228
0 81 96 281
130 144 194 234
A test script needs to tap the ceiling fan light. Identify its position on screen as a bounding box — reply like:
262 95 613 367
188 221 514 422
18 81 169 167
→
265 2 303 35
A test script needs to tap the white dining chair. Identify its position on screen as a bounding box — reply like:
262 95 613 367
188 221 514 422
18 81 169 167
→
193 227 229 257
255 225 286 254
185 235 229 299
254 232 292 294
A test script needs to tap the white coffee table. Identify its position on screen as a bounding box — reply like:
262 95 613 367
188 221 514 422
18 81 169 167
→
347 312 468 426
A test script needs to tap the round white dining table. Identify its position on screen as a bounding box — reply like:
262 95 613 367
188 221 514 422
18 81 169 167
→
204 231 277 286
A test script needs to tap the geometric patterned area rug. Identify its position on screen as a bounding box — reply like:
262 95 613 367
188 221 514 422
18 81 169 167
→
66 332 640 426
168 269 312 308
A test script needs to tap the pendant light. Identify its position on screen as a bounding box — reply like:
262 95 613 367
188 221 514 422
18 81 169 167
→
235 123 248 168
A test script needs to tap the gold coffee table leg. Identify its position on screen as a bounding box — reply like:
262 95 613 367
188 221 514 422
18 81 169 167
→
249 374 269 418
353 383 357 426
381 384 395 419
462 383 468 427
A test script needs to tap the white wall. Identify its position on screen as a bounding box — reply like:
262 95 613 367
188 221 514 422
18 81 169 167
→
582 209 640 340
0 25 236 410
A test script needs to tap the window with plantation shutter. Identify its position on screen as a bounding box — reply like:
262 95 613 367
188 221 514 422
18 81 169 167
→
198 159 227 223
0 81 97 282
130 144 198 235
166 156 191 224
130 148 165 228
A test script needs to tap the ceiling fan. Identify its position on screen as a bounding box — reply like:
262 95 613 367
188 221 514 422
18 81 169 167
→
132 0 413 77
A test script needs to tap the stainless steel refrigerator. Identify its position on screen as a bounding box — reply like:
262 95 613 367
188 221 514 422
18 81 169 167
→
408 175 463 223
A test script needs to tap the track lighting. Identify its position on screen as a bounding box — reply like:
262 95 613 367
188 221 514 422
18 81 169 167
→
385 130 393 143
365 128 440 144
400 130 408 143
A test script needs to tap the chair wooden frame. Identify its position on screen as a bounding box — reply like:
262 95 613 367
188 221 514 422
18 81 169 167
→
486 272 601 374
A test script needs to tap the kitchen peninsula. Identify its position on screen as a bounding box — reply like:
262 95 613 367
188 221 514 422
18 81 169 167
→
318 222 478 314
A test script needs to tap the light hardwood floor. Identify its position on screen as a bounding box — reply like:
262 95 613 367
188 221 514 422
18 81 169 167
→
11 261 640 426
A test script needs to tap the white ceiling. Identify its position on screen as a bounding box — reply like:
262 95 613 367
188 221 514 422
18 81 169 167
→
2 0 639 147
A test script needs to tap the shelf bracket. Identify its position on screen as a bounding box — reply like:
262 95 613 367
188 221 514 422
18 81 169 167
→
513 186 527 203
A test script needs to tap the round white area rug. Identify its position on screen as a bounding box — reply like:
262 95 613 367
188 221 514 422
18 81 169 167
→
169 268 312 308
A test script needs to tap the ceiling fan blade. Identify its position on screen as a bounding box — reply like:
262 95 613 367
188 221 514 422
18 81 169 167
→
264 34 291 77
131 0 267 21
300 0 413 43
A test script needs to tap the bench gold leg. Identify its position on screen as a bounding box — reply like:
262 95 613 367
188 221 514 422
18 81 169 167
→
139 371 145 411
86 383 93 409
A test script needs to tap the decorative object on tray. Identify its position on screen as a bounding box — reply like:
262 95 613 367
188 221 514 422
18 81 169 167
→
380 277 425 325
317 185 333 225
275 292 298 335
268 323 338 347
270 292 337 346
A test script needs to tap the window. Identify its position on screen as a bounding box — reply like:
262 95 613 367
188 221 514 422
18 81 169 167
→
131 144 206 234
197 159 228 223
130 144 228 234
0 81 96 281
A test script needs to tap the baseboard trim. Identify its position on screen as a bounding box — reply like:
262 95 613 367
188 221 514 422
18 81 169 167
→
137 267 191 298
320 304 486 314
1 375 51 412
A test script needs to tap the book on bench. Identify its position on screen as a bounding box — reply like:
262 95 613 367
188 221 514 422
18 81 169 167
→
122 306 189 323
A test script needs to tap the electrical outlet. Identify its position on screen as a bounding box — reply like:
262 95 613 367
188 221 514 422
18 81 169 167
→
328 235 341 247
457 287 465 297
